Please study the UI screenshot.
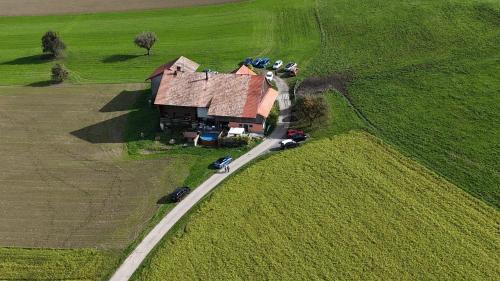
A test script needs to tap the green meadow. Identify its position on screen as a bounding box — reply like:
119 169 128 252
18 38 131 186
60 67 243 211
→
133 132 500 280
0 0 498 279
0 0 497 207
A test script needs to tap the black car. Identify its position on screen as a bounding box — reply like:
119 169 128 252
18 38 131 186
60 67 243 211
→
280 139 300 149
170 187 191 202
291 133 307 142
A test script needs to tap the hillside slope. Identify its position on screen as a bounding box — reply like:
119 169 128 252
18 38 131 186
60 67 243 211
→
133 132 499 281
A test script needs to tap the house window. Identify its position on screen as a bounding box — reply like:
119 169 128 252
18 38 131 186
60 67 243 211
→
249 125 253 128
239 124 243 127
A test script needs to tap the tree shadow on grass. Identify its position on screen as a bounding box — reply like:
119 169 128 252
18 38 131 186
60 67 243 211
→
26 80 54 87
102 54 142 63
1 54 53 65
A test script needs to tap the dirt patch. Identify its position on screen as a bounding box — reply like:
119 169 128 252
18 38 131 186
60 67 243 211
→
296 73 352 96
0 0 242 16
0 84 190 249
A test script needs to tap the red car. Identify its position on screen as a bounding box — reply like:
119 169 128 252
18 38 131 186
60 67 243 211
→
287 129 305 138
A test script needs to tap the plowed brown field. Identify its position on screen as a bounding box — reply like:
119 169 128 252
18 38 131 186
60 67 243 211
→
0 0 241 16
0 84 189 249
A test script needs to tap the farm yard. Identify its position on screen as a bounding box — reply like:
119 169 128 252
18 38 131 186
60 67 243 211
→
132 132 500 280
0 0 498 279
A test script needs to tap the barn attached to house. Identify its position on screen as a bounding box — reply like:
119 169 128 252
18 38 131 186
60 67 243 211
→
148 57 278 134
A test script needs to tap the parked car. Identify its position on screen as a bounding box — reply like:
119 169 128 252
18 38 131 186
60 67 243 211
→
285 62 298 72
254 57 270 68
251 58 262 67
243 57 253 66
265 71 274 81
287 129 305 138
280 139 300 149
273 60 283 70
213 155 233 169
291 133 307 142
170 187 191 202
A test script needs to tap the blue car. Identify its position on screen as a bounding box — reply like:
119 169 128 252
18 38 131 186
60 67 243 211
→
254 57 270 68
243 57 253 66
213 156 233 169
251 58 262 67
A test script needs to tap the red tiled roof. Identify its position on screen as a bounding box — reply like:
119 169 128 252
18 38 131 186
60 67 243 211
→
147 56 200 80
232 65 257 75
257 88 279 118
153 57 278 119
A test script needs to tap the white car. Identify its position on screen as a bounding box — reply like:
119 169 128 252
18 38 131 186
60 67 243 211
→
272 60 283 70
285 62 298 72
265 71 274 81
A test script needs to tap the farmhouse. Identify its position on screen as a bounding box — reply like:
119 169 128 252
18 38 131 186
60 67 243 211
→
148 56 278 134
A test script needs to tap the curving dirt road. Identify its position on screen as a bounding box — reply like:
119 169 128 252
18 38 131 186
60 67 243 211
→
109 77 290 281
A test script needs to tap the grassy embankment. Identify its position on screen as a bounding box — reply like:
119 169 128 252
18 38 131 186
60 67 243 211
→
307 0 500 207
132 131 500 280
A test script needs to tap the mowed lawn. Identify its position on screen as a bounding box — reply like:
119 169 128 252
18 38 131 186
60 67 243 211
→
0 0 319 85
133 132 500 281
0 0 497 209
0 85 192 279
0 248 116 280
309 0 500 208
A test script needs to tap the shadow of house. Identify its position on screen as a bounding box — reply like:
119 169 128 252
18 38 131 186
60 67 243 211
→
100 90 143 112
102 54 141 63
1 54 52 65
72 89 159 144
70 113 132 144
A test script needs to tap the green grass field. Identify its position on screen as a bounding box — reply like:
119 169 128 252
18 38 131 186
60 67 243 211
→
0 0 318 85
0 0 499 279
1 0 497 207
0 248 117 280
133 132 500 280
309 0 500 208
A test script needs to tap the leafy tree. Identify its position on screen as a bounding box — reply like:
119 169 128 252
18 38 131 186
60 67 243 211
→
134 32 157 56
293 94 329 127
41 31 66 58
51 64 69 83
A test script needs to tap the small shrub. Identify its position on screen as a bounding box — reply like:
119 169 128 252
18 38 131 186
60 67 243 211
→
134 32 157 56
219 135 251 148
51 64 69 83
41 31 66 58
265 102 280 135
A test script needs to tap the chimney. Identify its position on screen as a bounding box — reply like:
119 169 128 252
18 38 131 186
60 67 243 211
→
176 66 182 72
205 71 209 80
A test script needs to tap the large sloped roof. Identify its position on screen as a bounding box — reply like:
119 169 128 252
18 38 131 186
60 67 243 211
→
147 56 200 80
231 65 257 75
153 56 278 119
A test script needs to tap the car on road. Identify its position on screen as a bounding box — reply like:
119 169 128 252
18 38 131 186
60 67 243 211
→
266 71 274 81
284 62 298 72
272 60 283 70
243 57 253 66
280 139 300 149
171 187 191 202
287 129 305 138
213 155 233 169
291 133 307 142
